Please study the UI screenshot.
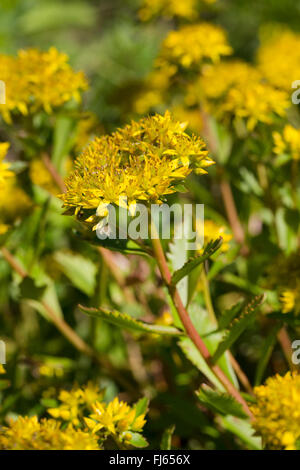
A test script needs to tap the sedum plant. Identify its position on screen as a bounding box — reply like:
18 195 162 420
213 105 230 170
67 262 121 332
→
1 1 300 451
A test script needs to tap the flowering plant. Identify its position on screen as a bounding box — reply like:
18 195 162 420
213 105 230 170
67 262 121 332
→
1 0 300 451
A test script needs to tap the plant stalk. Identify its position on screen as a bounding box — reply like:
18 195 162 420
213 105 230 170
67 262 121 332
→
150 231 252 418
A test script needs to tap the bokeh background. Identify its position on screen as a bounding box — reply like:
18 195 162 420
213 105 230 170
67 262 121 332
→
2 0 300 129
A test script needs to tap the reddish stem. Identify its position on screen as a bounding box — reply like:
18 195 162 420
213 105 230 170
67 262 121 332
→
151 234 252 418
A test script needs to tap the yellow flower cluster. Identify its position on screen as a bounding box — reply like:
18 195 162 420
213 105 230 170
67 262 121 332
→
280 282 300 315
47 383 147 447
133 23 231 115
273 125 300 160
85 397 146 445
0 416 100 450
0 142 13 184
159 23 232 69
48 382 103 426
139 0 198 21
0 143 31 234
257 30 300 91
196 61 288 130
61 112 213 216
0 47 88 123
251 372 300 450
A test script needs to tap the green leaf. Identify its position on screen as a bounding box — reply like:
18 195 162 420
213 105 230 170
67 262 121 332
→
239 167 263 196
171 238 223 286
218 299 244 330
134 397 149 418
127 432 148 448
178 337 224 390
219 416 262 450
19 277 47 300
52 113 77 174
196 385 247 419
222 273 264 296
79 306 185 336
212 295 265 364
53 251 97 297
178 300 239 390
208 117 232 165
254 324 281 386
19 2 96 35
160 425 175 450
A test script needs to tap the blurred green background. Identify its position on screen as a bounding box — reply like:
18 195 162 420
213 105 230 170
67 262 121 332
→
1 0 300 129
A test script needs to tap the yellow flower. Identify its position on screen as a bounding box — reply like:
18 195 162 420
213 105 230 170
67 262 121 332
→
0 365 5 374
155 309 174 326
0 416 100 450
0 47 88 123
257 29 300 91
39 364 64 378
280 282 300 315
85 396 147 443
0 55 29 123
251 372 300 450
0 143 32 230
159 23 232 69
203 220 232 253
139 0 198 21
0 178 32 228
265 253 300 315
0 142 13 184
197 60 289 130
273 125 300 160
132 23 230 115
280 290 296 313
60 112 213 216
48 383 103 426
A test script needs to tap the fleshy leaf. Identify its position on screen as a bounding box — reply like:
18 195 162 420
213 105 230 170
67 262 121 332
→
134 397 149 417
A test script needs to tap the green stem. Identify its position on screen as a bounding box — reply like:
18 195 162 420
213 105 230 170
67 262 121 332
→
200 269 217 325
